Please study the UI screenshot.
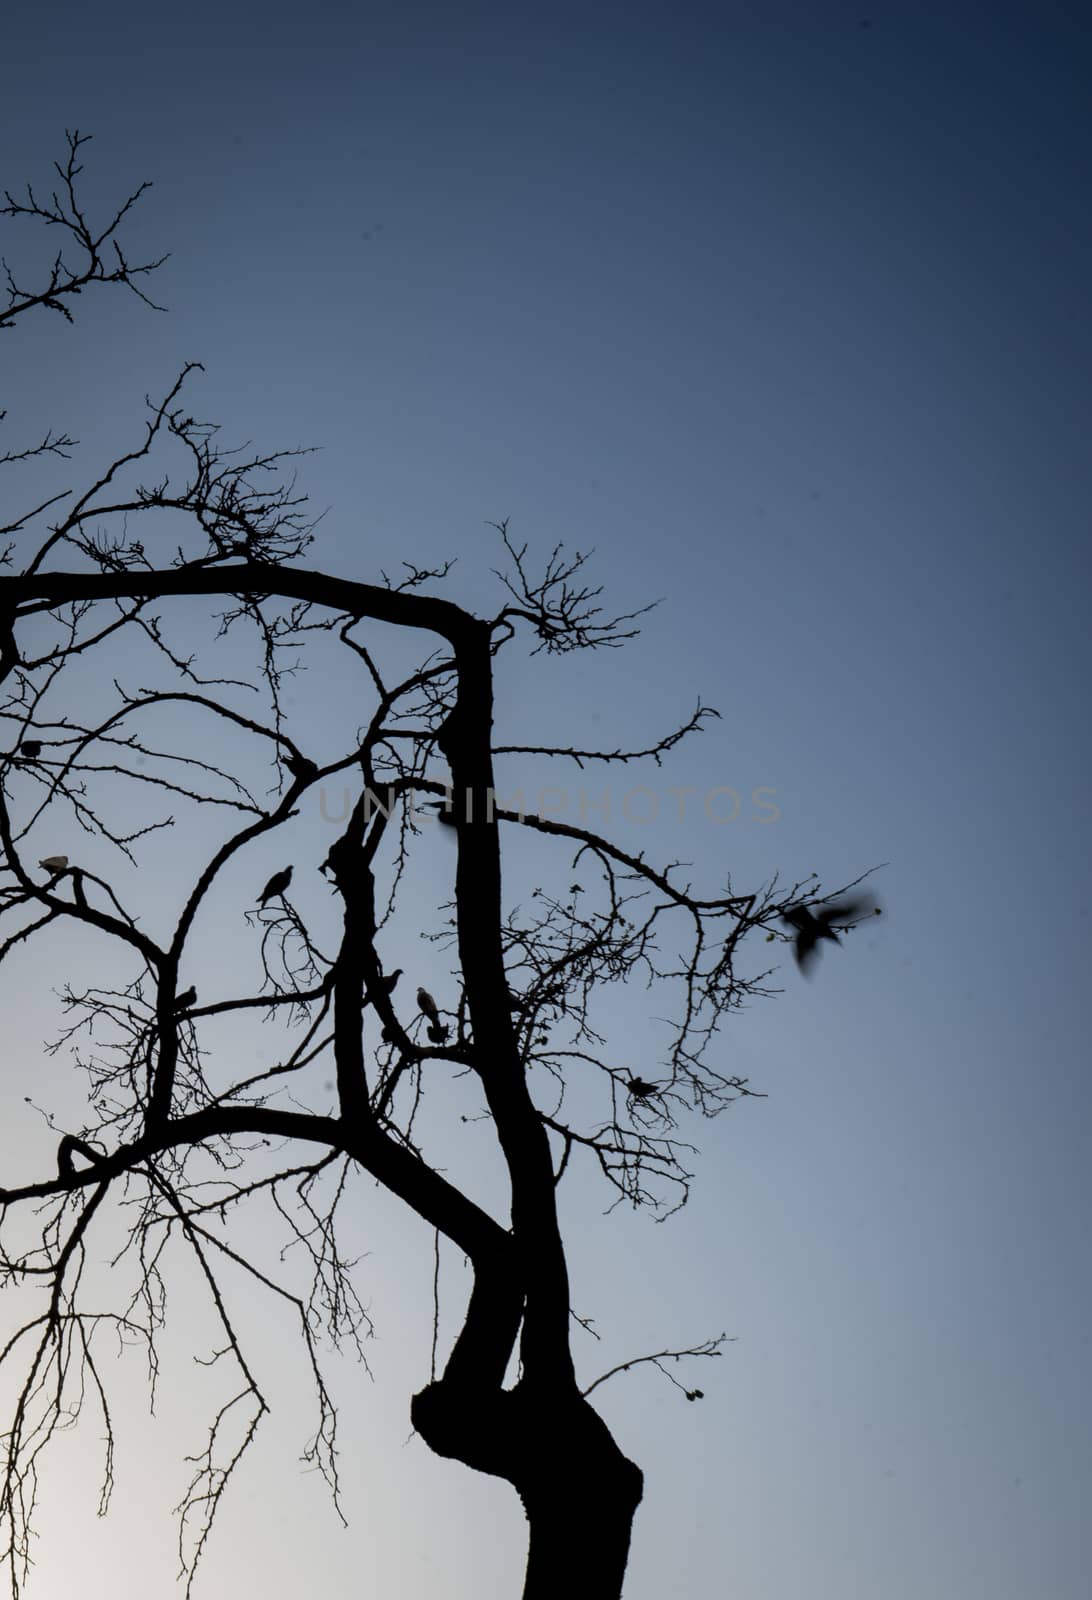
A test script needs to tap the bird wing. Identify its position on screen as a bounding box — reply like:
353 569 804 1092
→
816 895 874 929
794 936 820 973
781 906 815 932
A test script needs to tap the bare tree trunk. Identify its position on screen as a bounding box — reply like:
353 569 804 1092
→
519 1463 643 1600
412 1377 644 1600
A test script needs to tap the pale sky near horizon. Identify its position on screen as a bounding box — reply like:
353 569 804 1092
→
1 4 1090 1597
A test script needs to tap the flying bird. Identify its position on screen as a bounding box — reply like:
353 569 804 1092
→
417 986 440 1023
39 855 69 874
626 1077 660 1100
781 895 879 974
257 865 293 906
173 986 197 1012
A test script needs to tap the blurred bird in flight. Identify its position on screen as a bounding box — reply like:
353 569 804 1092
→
781 894 880 975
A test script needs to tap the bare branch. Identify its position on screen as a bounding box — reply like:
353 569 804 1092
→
582 1332 732 1400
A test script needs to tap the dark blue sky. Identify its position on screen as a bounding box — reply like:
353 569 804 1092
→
2 5 1090 1597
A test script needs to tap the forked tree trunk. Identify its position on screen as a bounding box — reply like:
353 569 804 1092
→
412 1377 644 1600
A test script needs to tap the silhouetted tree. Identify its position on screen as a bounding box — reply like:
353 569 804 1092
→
0 136 874 1599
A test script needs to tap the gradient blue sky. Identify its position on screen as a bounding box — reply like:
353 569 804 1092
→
1 3 1090 1596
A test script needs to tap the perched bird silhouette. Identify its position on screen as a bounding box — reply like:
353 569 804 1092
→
417 986 440 1023
284 750 318 783
626 1077 660 1099
173 986 197 1012
782 895 879 974
368 969 403 1007
16 740 42 762
423 800 458 830
257 865 293 906
320 837 356 880
38 855 69 874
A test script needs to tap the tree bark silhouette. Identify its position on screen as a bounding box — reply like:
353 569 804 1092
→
0 135 874 1600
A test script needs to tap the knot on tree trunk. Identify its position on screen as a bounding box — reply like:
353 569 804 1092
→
509 1385 644 1520
411 1379 519 1480
411 1377 644 1514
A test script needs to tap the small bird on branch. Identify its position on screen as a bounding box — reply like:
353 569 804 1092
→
626 1077 660 1100
423 800 459 831
38 855 69 874
417 987 450 1044
321 837 355 880
257 865 293 906
173 986 197 1013
284 750 319 783
16 740 42 762
368 969 403 1007
781 895 880 974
